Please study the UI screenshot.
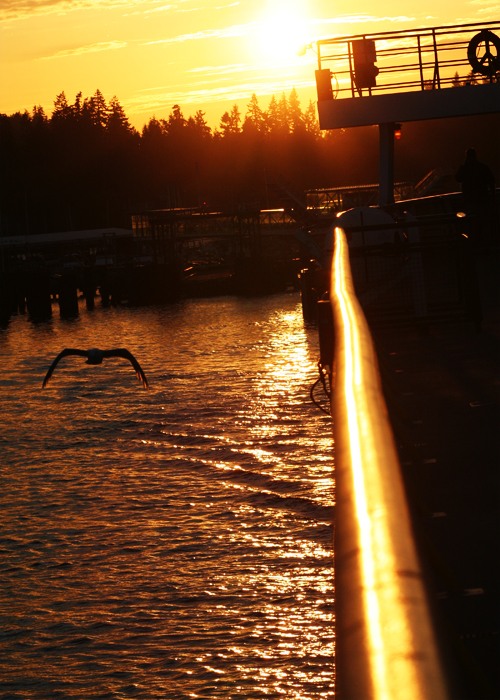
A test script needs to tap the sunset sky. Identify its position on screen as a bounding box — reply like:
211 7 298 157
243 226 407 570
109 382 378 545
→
1 0 496 130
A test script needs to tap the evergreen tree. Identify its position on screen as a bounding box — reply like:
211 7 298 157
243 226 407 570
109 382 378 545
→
92 89 109 129
219 104 241 135
167 104 186 133
230 104 241 133
52 92 72 121
80 89 108 129
191 110 211 137
31 105 47 125
219 111 232 135
245 93 265 131
73 92 83 117
108 96 132 133
277 92 291 133
265 95 280 133
142 117 161 138
303 100 320 136
288 87 303 132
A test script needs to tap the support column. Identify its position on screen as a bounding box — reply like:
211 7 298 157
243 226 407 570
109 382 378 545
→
379 122 395 207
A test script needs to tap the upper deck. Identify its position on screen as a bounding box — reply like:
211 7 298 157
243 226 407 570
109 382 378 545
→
314 21 500 129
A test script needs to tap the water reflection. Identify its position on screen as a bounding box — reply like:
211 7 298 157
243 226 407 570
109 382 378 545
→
0 293 334 699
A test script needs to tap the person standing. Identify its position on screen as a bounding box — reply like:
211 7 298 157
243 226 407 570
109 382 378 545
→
456 148 497 245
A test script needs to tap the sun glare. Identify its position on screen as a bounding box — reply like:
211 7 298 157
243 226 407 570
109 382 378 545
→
257 1 310 62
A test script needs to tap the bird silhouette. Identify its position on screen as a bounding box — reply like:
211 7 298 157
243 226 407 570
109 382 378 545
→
42 348 149 389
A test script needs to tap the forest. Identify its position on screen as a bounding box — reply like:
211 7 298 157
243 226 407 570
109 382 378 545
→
0 87 498 236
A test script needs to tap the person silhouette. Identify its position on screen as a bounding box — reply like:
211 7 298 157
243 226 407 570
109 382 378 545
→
456 148 496 210
456 148 497 245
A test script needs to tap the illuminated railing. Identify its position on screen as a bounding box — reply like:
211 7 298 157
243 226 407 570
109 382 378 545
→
330 226 451 699
316 21 500 98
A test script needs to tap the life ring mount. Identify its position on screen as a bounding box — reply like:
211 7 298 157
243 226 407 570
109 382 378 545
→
467 29 500 77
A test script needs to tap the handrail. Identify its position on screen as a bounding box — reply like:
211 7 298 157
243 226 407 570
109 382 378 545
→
316 21 500 98
330 226 451 699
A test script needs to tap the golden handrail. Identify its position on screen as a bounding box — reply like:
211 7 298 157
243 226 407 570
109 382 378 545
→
330 226 451 699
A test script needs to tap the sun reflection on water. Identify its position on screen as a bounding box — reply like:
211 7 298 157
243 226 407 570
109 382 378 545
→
0 294 334 698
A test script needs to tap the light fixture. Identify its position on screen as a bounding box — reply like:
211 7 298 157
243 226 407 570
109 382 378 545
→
297 42 316 56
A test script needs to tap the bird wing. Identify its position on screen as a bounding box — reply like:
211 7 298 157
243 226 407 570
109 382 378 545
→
102 349 149 389
42 349 88 388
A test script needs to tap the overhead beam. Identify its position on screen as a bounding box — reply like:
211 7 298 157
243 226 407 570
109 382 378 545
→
317 83 500 131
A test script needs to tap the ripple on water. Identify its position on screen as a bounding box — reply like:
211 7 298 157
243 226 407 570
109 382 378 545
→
0 294 334 698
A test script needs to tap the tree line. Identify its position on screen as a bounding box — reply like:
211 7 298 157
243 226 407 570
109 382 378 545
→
0 87 497 236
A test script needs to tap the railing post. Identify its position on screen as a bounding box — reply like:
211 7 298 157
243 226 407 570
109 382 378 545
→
379 123 395 207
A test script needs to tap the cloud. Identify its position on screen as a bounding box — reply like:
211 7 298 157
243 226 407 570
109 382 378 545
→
466 0 500 14
187 62 258 75
141 14 415 49
311 14 415 26
126 76 316 114
141 21 255 44
1 0 156 22
39 40 127 59
145 3 174 11
186 56 316 77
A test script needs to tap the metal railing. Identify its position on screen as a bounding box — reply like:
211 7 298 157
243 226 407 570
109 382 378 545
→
306 183 415 214
317 21 500 98
330 226 452 699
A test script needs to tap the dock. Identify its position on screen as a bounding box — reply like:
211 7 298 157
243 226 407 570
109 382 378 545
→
308 19 499 696
374 248 500 697
323 221 499 699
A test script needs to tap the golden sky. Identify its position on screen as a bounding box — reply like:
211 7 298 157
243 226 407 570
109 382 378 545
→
1 0 497 129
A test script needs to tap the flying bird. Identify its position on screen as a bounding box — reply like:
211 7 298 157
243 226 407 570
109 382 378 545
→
42 348 149 389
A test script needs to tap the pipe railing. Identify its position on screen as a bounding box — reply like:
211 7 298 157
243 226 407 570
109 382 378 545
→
316 21 500 98
330 226 452 699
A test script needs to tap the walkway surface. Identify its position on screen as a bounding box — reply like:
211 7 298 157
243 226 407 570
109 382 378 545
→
373 250 500 699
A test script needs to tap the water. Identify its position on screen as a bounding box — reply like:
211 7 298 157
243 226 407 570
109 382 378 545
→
0 293 335 699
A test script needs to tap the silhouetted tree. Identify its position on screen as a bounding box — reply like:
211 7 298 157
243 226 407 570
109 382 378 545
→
303 100 320 136
108 96 133 134
0 87 498 239
73 92 83 117
277 92 291 133
288 88 304 133
245 93 266 132
166 104 186 134
31 105 47 125
265 95 280 133
82 89 108 130
52 92 72 121
187 110 211 138
220 104 241 135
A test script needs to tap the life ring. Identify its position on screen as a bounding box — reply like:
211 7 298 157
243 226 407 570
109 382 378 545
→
467 29 500 76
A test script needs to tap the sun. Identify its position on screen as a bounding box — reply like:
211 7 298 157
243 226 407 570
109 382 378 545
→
257 0 311 62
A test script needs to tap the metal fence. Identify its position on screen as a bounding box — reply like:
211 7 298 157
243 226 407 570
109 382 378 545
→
316 21 500 99
343 216 483 329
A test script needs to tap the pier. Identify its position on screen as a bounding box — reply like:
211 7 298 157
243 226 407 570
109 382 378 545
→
325 222 499 699
308 18 499 699
0 211 314 321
